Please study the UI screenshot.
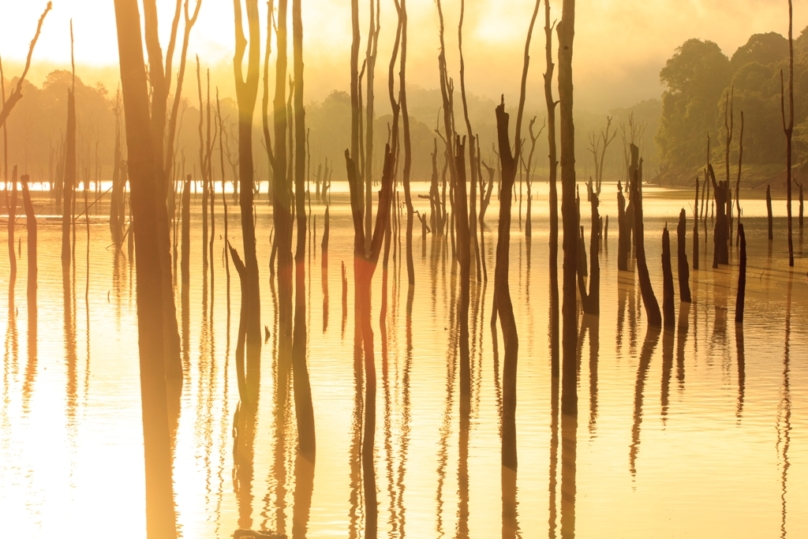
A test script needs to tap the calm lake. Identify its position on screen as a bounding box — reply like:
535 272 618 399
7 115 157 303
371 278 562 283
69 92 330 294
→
1 181 807 538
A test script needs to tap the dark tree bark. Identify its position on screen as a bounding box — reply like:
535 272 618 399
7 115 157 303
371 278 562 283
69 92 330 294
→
617 181 630 271
233 0 263 404
113 0 178 535
693 177 700 270
577 186 600 316
181 175 190 289
709 164 729 267
735 111 744 244
767 185 773 240
662 225 675 329
292 0 316 459
735 223 747 324
558 0 578 424
781 0 795 267
799 182 804 229
677 209 691 303
630 144 662 327
400 0 415 286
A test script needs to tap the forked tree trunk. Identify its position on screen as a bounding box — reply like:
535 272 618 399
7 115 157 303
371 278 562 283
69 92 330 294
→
709 164 729 267
577 187 599 316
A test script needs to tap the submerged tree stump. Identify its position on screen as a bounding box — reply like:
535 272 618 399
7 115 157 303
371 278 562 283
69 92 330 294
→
767 185 773 240
629 144 661 327
693 177 700 270
735 223 747 324
662 225 675 329
677 209 691 303
617 181 629 271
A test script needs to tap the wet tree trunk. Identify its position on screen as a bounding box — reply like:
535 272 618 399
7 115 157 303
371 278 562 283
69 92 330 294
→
677 209 691 303
662 225 675 329
630 144 662 327
767 185 773 241
735 111 744 244
735 223 747 324
454 136 471 406
113 0 177 535
401 0 415 287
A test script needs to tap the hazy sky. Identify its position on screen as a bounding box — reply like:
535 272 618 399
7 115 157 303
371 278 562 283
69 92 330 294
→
1 0 805 112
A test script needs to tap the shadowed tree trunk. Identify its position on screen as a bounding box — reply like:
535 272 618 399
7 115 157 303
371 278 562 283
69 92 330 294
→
577 185 600 316
558 0 579 427
232 0 263 404
735 111 744 244
799 182 803 230
677 209 691 303
400 0 415 286
735 223 747 324
344 143 394 539
21 176 36 320
709 164 729 267
617 180 629 271
7 167 17 285
662 225 675 329
113 0 178 535
767 185 773 240
62 30 76 269
292 0 316 459
781 0 795 267
693 177 699 270
630 144 662 327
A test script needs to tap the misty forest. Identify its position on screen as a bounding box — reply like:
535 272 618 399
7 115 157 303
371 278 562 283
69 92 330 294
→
1 0 807 538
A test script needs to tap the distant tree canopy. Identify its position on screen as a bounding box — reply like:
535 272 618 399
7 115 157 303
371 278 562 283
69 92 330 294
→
658 28 808 174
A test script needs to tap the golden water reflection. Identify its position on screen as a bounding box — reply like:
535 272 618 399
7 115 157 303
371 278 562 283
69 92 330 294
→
1 188 807 537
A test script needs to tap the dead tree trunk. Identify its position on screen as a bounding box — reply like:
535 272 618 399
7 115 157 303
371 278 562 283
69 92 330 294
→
544 2 561 380
401 0 415 286
292 0 316 458
113 0 177 535
7 167 17 285
781 0 795 267
181 175 190 288
709 164 729 267
693 177 700 270
735 223 747 324
62 35 76 269
677 209 691 303
630 144 662 327
558 0 579 426
617 180 629 271
662 225 675 329
577 186 600 316
767 185 773 240
233 0 263 404
0 4 51 130
735 111 744 244
799 183 803 229
22 176 36 312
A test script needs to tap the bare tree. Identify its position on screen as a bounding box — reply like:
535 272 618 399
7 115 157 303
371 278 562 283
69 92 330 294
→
781 0 795 267
0 3 52 130
112 0 178 535
587 116 616 196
